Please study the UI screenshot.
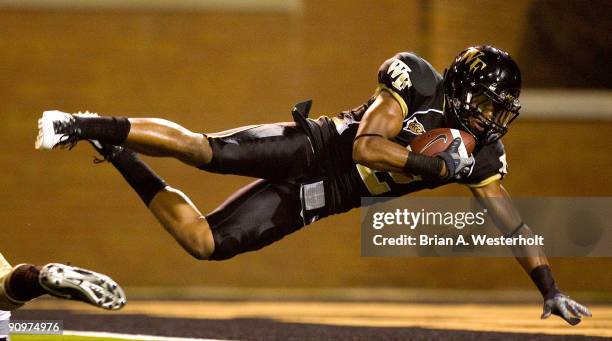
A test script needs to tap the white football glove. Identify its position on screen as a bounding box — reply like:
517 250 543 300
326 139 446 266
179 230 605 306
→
541 292 592 325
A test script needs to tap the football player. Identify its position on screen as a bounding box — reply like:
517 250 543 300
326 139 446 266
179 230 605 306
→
0 252 125 312
35 45 590 325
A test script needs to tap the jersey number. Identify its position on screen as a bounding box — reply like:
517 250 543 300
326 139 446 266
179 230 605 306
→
356 164 420 195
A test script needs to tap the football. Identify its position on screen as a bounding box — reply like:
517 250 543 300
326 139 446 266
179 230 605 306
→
409 128 476 156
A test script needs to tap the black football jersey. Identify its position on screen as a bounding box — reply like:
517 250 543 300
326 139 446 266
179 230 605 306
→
327 52 508 209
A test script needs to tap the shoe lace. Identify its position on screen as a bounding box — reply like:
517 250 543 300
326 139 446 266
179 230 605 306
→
54 118 79 150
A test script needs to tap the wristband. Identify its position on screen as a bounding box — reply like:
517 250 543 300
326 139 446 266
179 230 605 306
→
530 265 560 299
403 153 446 179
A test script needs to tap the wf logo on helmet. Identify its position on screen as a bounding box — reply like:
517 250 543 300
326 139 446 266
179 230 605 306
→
459 47 487 73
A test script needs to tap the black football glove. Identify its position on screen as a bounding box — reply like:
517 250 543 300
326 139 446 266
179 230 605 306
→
541 292 592 326
436 138 474 180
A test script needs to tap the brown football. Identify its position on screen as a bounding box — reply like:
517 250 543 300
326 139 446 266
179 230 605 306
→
409 128 476 156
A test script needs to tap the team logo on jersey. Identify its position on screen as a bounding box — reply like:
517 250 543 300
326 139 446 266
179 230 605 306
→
387 59 412 91
406 117 425 135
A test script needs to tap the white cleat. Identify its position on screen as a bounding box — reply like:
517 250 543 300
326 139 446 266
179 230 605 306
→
35 110 79 150
39 263 127 310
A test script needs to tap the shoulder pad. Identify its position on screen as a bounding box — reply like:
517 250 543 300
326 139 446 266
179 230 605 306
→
392 52 441 97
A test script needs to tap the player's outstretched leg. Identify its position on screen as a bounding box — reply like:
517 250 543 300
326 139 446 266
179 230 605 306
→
90 141 216 260
0 258 126 311
92 141 305 261
35 111 212 168
35 111 314 180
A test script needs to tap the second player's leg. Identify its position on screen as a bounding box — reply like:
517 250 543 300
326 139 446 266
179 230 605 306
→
0 254 22 311
0 253 125 311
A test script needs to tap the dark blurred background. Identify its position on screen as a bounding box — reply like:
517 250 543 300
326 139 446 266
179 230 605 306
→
0 0 610 297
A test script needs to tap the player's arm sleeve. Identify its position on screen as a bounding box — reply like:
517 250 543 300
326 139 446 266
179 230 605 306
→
459 140 508 188
376 52 440 118
376 53 415 118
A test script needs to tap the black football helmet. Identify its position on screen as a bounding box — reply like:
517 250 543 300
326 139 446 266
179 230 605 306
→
443 45 521 144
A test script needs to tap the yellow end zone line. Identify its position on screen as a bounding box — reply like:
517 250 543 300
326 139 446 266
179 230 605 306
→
26 300 612 338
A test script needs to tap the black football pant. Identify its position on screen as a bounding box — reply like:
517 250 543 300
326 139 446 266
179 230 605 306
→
200 123 315 260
